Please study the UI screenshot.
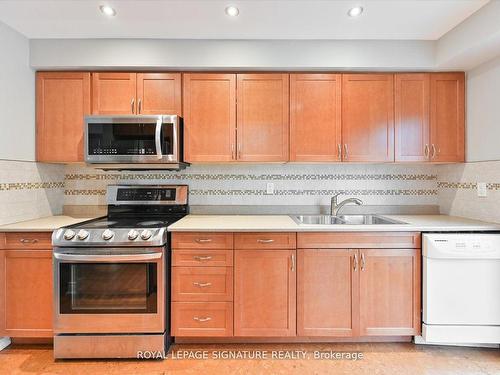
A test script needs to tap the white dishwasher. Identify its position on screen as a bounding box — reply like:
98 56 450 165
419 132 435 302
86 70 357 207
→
417 233 500 346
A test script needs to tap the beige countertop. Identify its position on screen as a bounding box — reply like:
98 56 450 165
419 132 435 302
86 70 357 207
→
168 214 500 232
0 215 101 232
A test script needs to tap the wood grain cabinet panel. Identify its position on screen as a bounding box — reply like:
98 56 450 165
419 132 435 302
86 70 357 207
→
234 232 296 250
297 249 358 337
290 74 342 161
342 74 394 162
172 302 233 337
430 73 465 162
172 249 233 267
172 232 233 249
395 74 430 162
172 267 233 302
0 232 53 250
358 248 421 336
297 232 421 249
234 250 296 336
36 72 90 162
0 250 53 337
92 72 137 114
236 74 289 162
183 73 237 162
136 73 181 115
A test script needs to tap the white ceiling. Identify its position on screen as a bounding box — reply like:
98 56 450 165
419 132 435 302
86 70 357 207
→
0 0 490 40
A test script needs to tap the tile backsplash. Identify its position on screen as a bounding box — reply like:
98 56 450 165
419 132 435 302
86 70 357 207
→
0 160 65 225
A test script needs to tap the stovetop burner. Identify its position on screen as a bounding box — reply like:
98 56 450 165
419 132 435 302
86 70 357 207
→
76 218 175 229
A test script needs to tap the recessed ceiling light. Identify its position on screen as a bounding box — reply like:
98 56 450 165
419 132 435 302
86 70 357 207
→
225 5 239 17
99 5 116 17
347 6 363 17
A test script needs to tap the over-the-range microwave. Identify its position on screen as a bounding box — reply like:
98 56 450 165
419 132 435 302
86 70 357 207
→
84 115 188 170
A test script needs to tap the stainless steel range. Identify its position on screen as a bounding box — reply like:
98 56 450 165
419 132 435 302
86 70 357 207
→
52 185 188 359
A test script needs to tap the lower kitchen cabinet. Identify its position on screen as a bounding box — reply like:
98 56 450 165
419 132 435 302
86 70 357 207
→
297 249 358 337
0 249 53 337
234 250 296 336
171 302 233 337
359 249 421 336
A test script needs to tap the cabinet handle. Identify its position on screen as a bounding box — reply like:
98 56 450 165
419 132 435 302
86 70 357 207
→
431 144 437 159
193 255 213 262
361 253 366 271
138 98 142 114
257 239 275 244
424 144 429 159
20 238 38 244
131 98 135 114
195 238 213 243
291 253 295 272
238 144 242 159
353 253 358 271
193 282 212 288
337 144 342 160
231 144 235 160
343 144 348 159
193 316 212 322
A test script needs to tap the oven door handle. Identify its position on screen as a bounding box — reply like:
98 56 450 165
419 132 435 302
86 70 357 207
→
53 252 162 262
155 117 163 160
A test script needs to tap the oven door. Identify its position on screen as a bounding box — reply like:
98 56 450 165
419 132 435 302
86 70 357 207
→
53 247 165 334
85 115 180 164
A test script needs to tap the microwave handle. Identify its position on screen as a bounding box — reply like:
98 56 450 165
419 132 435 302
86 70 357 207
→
155 117 163 160
54 252 162 262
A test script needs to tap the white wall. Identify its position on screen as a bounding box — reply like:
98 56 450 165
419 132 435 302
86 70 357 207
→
0 20 35 161
466 54 500 162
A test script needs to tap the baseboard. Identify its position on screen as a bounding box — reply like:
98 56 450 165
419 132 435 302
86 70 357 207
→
174 336 412 344
0 337 11 351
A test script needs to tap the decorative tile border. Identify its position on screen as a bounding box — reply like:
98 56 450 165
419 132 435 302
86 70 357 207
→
0 181 65 191
438 182 500 190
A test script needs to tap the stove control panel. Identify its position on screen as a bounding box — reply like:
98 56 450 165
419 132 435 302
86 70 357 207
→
140 230 153 240
102 229 115 241
53 227 168 247
128 229 139 240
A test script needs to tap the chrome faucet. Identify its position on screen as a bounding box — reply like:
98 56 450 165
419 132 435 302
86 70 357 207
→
331 193 363 216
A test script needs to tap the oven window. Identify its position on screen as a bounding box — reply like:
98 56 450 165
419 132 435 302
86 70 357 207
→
59 263 157 314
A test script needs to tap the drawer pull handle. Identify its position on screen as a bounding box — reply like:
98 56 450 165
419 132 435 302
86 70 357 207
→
193 282 212 288
193 316 212 322
353 253 358 271
20 238 38 244
193 255 213 262
257 239 275 244
195 238 213 243
361 253 366 271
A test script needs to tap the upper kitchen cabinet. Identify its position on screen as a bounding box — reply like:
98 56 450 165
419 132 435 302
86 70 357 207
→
136 73 182 115
92 73 137 114
36 72 91 163
342 74 394 162
290 74 342 162
395 74 430 162
183 73 237 162
430 73 465 162
237 74 289 162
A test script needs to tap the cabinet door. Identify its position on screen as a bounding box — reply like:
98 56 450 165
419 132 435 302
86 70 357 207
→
297 249 358 337
430 73 465 162
36 72 91 162
395 74 430 162
92 72 137 114
236 74 289 162
342 74 394 162
290 74 342 161
359 249 421 336
234 250 296 336
183 73 236 162
136 73 181 115
0 250 53 337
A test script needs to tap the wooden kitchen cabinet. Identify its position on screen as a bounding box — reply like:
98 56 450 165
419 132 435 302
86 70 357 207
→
297 249 358 337
183 73 237 162
136 73 182 115
395 73 430 162
92 72 137 114
342 74 394 162
430 73 465 162
236 74 289 162
36 72 91 162
359 249 421 336
290 74 342 161
234 249 296 336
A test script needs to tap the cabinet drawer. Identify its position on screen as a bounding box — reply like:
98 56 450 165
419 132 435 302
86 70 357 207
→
172 232 233 249
0 232 52 250
172 302 233 337
172 249 233 267
297 232 421 249
234 232 296 249
172 267 233 302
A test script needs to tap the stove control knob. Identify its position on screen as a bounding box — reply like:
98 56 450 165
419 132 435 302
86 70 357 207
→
140 230 153 240
63 229 76 240
102 229 115 241
77 230 89 240
128 230 139 241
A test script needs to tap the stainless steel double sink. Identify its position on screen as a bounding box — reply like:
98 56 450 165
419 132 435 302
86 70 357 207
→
290 214 407 225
